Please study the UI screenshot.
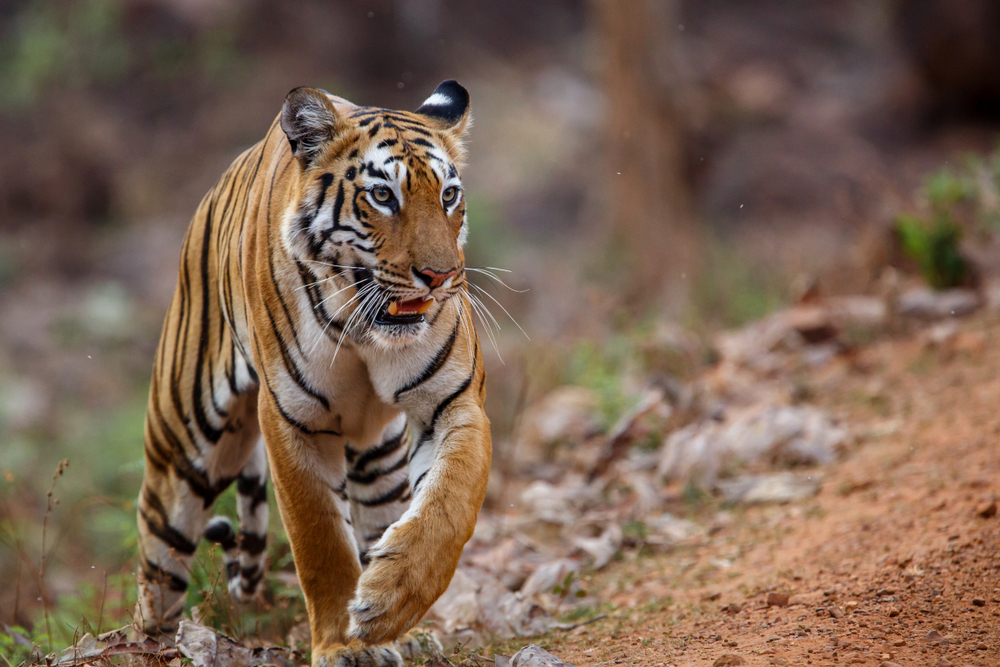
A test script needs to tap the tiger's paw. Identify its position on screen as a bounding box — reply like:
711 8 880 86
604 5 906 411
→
394 630 443 662
346 557 431 645
313 642 402 667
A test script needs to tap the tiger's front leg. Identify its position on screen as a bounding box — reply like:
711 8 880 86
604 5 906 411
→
348 353 491 645
257 394 402 667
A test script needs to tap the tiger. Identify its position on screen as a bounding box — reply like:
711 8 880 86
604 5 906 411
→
134 80 491 666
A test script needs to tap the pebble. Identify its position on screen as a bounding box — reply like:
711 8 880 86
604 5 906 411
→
937 658 953 667
723 603 743 614
971 597 986 607
923 630 944 644
892 640 906 647
767 593 790 607
829 606 845 619
888 607 900 617
713 654 745 666
878 662 902 667
976 499 998 519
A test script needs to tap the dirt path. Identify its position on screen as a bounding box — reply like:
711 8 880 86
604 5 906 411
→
500 321 1000 666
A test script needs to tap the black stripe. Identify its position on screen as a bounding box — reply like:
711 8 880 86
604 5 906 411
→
141 556 188 593
240 567 263 593
190 194 225 444
352 429 406 471
204 519 238 551
252 337 341 436
364 525 391 543
409 368 474 463
140 495 197 556
239 530 267 556
333 477 348 501
295 260 345 344
237 474 268 511
149 393 234 507
262 300 330 408
394 318 459 400
412 470 429 494
347 454 407 485
355 479 409 507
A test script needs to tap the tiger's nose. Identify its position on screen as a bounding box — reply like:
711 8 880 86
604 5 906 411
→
415 267 458 289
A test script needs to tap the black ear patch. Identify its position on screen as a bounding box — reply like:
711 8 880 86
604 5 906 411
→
415 80 470 127
281 87 340 165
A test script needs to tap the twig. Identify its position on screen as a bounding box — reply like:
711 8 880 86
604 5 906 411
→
97 571 108 635
39 459 69 652
13 535 22 624
554 613 608 632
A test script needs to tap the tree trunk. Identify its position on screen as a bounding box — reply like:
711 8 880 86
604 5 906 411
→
591 0 695 306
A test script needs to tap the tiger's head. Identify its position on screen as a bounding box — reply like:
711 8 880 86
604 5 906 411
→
279 80 472 347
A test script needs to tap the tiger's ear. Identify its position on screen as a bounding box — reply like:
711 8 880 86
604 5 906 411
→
281 87 340 166
415 80 471 136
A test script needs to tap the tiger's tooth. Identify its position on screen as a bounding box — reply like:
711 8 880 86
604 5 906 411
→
388 301 400 316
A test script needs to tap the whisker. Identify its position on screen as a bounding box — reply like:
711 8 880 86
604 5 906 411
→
314 279 365 309
468 290 502 334
465 268 528 293
468 282 530 341
312 281 377 356
295 268 354 292
464 287 503 364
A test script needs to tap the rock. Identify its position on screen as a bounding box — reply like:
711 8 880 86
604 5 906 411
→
517 387 601 458
519 479 600 526
519 559 581 600
923 630 944 643
175 620 252 667
645 512 701 545
976 499 998 518
713 655 746 666
767 592 790 607
176 621 220 667
888 606 901 617
429 567 558 639
658 404 847 487
878 662 902 667
829 606 845 619
972 597 986 607
722 603 743 614
896 287 980 320
510 645 575 666
571 522 622 569
716 472 822 504
788 591 825 606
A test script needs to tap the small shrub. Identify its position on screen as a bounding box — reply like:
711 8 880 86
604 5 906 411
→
894 213 969 289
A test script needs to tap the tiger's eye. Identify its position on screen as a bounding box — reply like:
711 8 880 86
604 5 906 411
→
442 186 459 204
372 186 393 203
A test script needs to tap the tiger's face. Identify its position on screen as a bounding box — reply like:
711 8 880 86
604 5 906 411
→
280 82 472 347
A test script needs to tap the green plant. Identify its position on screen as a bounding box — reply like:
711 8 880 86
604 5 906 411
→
895 213 969 289
924 167 975 210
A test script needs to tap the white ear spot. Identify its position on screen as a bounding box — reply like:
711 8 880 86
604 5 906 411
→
420 92 453 108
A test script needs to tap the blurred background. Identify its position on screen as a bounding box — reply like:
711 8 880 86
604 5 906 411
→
4 0 1000 652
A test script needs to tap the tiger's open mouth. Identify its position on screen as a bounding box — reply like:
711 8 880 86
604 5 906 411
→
374 296 434 326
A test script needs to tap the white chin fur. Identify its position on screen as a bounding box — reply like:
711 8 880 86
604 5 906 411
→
368 321 429 349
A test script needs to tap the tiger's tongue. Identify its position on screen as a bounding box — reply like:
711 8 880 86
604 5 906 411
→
388 297 434 316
